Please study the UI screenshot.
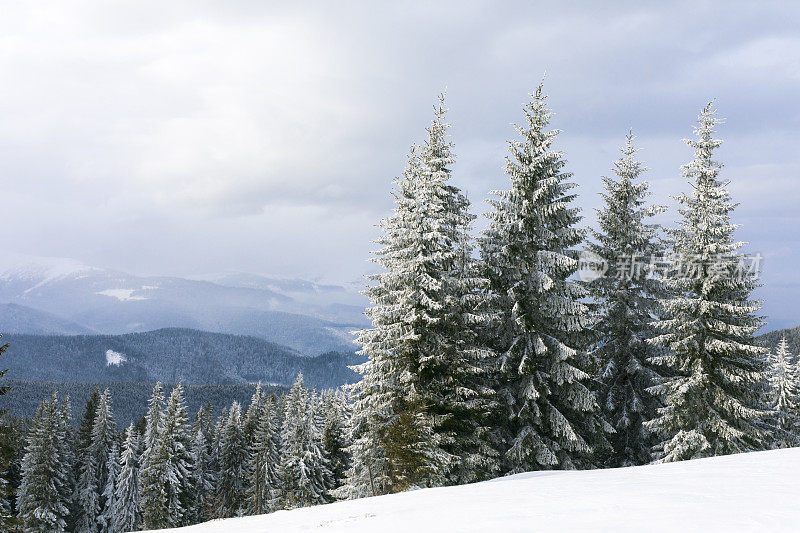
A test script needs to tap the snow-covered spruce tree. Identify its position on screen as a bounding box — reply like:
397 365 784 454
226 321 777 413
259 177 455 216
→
215 401 248 517
481 84 610 473
17 393 73 532
246 395 281 515
586 133 667 467
343 147 436 498
279 374 332 508
647 103 770 462
75 445 100 533
321 390 350 491
244 383 266 448
410 95 499 485
88 388 117 533
193 402 214 441
139 382 168 530
57 396 76 530
0 336 17 531
74 390 114 533
348 96 496 492
188 428 215 523
156 384 194 528
208 405 227 517
769 336 799 447
72 388 100 531
113 425 142 533
99 443 118 532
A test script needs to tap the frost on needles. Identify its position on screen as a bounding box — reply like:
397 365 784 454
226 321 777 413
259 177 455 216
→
480 84 612 473
647 103 771 462
587 133 667 467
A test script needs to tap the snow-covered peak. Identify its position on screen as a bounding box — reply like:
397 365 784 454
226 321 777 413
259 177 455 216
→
0 251 97 284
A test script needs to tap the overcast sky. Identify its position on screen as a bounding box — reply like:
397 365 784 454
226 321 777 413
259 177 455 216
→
1 1 798 328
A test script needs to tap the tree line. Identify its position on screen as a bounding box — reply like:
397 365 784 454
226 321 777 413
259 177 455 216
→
1 376 349 531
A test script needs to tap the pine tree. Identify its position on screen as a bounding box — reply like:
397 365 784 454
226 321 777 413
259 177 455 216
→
345 147 433 498
0 336 18 531
279 374 332 508
113 425 142 533
89 389 117 533
17 393 72 532
406 95 499 484
215 402 247 517
647 102 770 462
99 443 119 532
481 84 610 472
72 388 100 531
769 336 799 447
321 391 350 491
348 96 497 493
56 396 75 529
187 428 214 524
158 384 194 527
246 395 281 515
139 382 168 530
587 132 667 466
193 403 214 441
244 383 265 448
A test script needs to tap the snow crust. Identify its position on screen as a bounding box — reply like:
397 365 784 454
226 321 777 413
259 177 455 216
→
147 448 800 532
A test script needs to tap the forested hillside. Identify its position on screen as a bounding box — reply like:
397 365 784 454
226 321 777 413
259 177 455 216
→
1 328 364 388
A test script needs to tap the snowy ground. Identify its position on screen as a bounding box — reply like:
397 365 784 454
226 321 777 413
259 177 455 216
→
150 448 800 532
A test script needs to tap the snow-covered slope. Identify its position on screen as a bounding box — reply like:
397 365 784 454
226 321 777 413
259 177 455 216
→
150 448 800 532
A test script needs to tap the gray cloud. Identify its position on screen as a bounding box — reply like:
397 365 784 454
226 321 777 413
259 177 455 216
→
0 0 798 328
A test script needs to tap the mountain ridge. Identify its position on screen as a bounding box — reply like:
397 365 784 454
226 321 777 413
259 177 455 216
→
0 328 366 389
0 253 367 355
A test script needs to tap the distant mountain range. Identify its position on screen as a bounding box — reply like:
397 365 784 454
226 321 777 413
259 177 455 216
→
0 303 92 335
1 328 366 389
0 253 368 355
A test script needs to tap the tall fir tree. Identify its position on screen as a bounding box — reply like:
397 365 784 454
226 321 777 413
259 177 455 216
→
188 428 214 524
157 384 194 528
348 96 497 493
89 389 116 533
99 443 119 532
769 336 799 447
481 84 610 473
0 336 17 531
345 146 440 498
192 403 214 444
647 102 770 462
215 402 247 517
17 393 73 532
587 132 666 466
409 96 498 484
321 391 350 492
244 383 265 448
246 395 281 515
72 388 100 531
113 424 142 533
139 382 168 530
279 374 332 508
